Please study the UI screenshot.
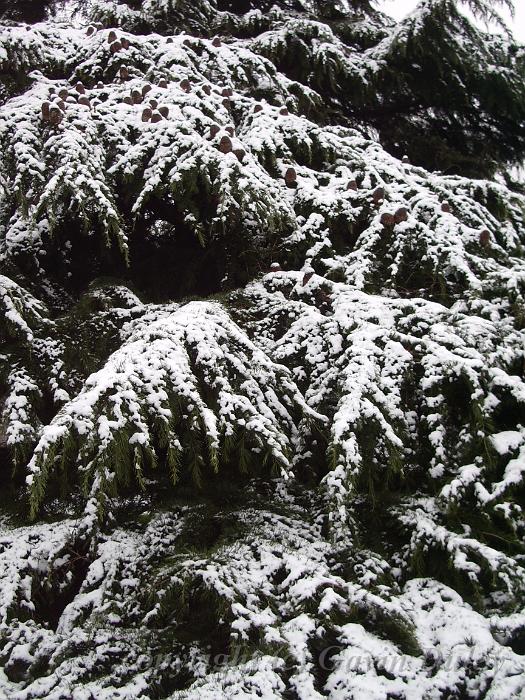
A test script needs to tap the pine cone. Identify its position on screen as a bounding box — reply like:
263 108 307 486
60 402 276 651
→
210 124 221 139
180 79 191 93
149 99 158 110
151 111 163 123
234 148 246 163
110 41 122 54
394 207 408 224
131 89 143 104
254 104 263 113
441 202 451 213
372 186 385 204
219 135 233 153
285 168 297 188
75 82 85 95
41 102 50 121
212 37 221 47
142 107 152 122
279 107 289 116
380 212 396 227
479 229 491 247
302 268 314 285
159 106 169 118
222 88 233 98
107 31 117 44
142 84 152 96
347 180 358 191
49 107 62 125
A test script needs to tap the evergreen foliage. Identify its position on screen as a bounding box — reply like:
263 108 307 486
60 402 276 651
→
1 0 525 697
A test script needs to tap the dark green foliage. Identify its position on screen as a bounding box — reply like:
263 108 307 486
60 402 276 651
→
1 1 525 697
364 1 525 176
0 0 55 23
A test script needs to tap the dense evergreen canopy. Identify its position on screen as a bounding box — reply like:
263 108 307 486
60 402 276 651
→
1 0 525 697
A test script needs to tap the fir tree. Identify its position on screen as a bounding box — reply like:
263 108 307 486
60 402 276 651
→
1 0 525 697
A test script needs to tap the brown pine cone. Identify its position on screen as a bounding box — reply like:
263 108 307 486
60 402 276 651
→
219 135 233 153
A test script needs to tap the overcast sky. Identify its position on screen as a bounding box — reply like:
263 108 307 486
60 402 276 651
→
380 0 525 42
